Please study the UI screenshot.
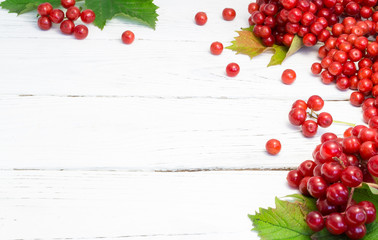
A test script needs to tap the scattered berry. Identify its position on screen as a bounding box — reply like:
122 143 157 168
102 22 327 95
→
265 139 281 155
210 41 223 55
122 30 135 44
281 69 296 84
222 8 236 21
195 12 207 25
226 63 240 77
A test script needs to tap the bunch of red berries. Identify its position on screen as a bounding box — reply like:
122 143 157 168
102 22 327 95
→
289 95 334 137
37 0 95 40
287 126 377 239
248 0 378 47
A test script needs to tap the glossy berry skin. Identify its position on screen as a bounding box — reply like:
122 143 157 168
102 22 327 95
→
320 140 343 161
298 160 316 176
287 169 303 188
326 182 348 206
292 100 307 110
195 12 207 25
122 30 135 44
81 9 96 24
341 166 363 187
311 63 322 75
301 120 318 137
350 92 365 107
345 205 367 227
345 225 366 240
367 155 378 177
326 213 347 235
74 25 88 40
66 6 81 21
265 139 281 155
210 42 223 55
316 197 337 215
37 3 53 16
358 201 376 224
317 112 333 128
288 108 306 126
307 176 328 198
226 63 240 77
281 69 296 84
320 132 337 143
299 176 310 196
61 0 75 9
222 8 236 21
49 9 64 24
306 211 325 232
38 16 52 30
60 20 75 35
307 95 324 111
321 162 343 183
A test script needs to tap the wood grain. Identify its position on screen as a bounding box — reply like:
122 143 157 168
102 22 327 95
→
0 170 296 240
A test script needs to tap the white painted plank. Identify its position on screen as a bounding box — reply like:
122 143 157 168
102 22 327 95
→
0 96 363 170
0 170 296 240
0 0 353 100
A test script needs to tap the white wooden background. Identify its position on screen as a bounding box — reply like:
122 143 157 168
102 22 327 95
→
0 0 366 239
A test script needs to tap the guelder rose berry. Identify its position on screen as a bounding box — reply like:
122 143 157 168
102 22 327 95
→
122 30 135 44
226 63 240 77
265 139 281 155
210 42 223 55
195 12 207 25
281 69 296 84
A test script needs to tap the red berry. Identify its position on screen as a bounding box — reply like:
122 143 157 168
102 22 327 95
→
307 176 328 198
222 8 236 21
38 16 52 30
306 211 325 232
37 2 53 16
81 9 96 24
226 63 240 77
345 205 367 227
350 92 365 107
265 139 281 155
358 201 376 224
287 169 303 188
292 100 307 110
195 12 207 25
307 95 324 111
281 69 296 84
367 155 378 177
66 6 81 21
60 20 75 35
288 108 307 126
301 120 318 137
311 63 322 75
248 3 259 14
298 160 316 176
210 42 223 55
74 25 88 40
121 30 135 44
325 213 347 235
61 0 75 9
49 9 64 24
345 225 366 240
317 112 333 128
326 182 349 206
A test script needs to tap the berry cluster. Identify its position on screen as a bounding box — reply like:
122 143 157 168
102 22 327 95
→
287 126 378 238
194 8 241 77
248 0 378 47
37 0 95 40
289 95 334 137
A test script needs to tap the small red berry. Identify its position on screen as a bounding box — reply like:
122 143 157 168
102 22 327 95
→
61 0 75 9
307 95 324 111
38 16 52 30
302 120 318 137
222 8 236 21
74 25 88 40
210 42 223 55
49 9 65 24
37 3 53 16
81 9 96 24
226 63 240 77
66 6 81 21
60 20 75 35
195 12 207 25
281 69 296 84
265 139 281 155
122 30 135 44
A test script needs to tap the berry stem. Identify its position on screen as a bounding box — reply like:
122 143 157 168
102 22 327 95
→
307 110 355 127
346 187 355 209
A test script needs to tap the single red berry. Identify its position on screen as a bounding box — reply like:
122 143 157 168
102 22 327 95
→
317 112 333 128
307 95 324 111
345 205 367 227
61 0 75 9
302 120 318 137
325 212 347 235
311 63 322 75
358 201 376 224
37 2 53 16
226 63 240 77
287 169 303 188
74 25 88 40
367 155 378 177
248 3 259 14
222 8 236 21
288 108 307 126
195 12 207 25
306 211 325 232
60 20 75 35
307 176 328 198
210 42 223 55
122 30 135 44
49 9 64 24
265 139 281 155
66 6 81 21
38 16 52 30
81 9 96 24
298 160 316 176
292 100 307 110
345 225 366 240
350 92 365 107
281 69 296 84
326 182 349 206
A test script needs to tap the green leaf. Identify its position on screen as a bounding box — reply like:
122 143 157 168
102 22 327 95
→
227 29 303 67
353 183 378 207
0 0 60 14
249 197 313 240
84 0 159 30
